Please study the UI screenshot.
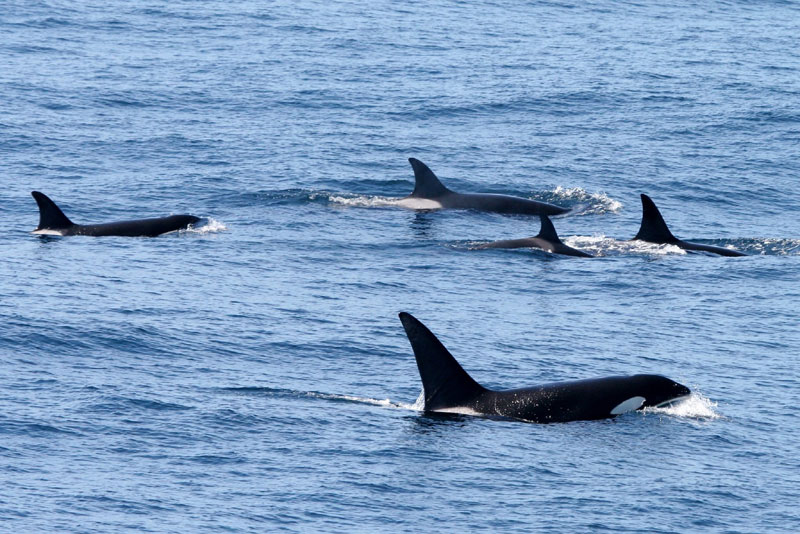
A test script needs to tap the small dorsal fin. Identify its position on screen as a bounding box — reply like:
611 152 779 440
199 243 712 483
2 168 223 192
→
31 191 75 230
634 194 678 243
408 158 451 198
398 312 487 411
536 215 562 244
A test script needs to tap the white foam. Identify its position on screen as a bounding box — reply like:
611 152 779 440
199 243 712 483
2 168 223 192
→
750 238 800 256
327 194 405 208
562 235 687 256
311 391 417 410
335 394 396 407
552 186 623 214
185 218 228 234
645 392 720 419
410 389 426 411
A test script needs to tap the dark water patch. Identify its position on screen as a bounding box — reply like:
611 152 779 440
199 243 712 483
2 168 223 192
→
0 420 81 436
277 24 337 34
217 189 325 208
275 89 370 111
5 44 59 54
11 17 73 29
386 91 615 121
96 96 150 109
39 101 74 111
87 396 193 415
184 453 247 465
199 408 268 429
641 94 693 103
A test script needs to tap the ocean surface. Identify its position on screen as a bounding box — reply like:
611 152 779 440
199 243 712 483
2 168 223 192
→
2 1 800 532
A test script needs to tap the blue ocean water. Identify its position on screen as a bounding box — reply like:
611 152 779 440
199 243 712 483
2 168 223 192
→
2 0 800 532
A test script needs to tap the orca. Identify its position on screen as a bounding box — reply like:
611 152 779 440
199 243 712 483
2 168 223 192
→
392 158 569 216
475 214 593 257
31 191 200 237
633 194 746 256
399 312 691 423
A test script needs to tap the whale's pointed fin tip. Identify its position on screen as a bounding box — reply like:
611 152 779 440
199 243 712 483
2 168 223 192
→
398 312 486 411
31 191 75 230
634 194 677 243
407 158 451 198
536 214 562 244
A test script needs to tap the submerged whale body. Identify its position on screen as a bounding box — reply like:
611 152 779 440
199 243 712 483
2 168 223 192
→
475 214 593 257
394 158 569 216
399 312 691 423
633 194 746 256
31 191 200 237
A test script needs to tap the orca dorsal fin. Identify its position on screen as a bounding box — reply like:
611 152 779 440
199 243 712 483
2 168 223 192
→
408 158 451 198
31 191 75 230
536 215 563 244
634 194 678 243
399 312 487 411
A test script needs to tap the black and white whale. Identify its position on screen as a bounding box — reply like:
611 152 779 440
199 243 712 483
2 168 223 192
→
475 214 593 257
633 194 746 257
392 158 569 216
399 312 691 423
31 191 200 237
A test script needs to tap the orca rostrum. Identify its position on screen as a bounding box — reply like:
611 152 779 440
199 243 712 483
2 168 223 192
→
399 312 691 423
633 194 746 256
393 158 569 216
32 191 200 237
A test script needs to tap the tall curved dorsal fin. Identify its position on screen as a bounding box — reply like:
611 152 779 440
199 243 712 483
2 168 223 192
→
31 191 75 230
398 312 487 411
408 158 451 198
536 215 562 244
634 194 677 243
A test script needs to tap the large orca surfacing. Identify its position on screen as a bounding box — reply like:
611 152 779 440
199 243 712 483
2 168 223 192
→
633 194 746 256
399 312 691 423
393 158 569 216
475 214 593 257
31 191 200 237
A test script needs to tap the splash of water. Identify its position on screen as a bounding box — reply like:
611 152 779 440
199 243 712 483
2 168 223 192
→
563 235 687 256
186 218 228 234
410 389 425 411
551 186 623 215
646 392 720 419
326 194 401 208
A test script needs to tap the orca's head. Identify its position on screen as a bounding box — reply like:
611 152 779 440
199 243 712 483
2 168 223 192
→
635 375 692 409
